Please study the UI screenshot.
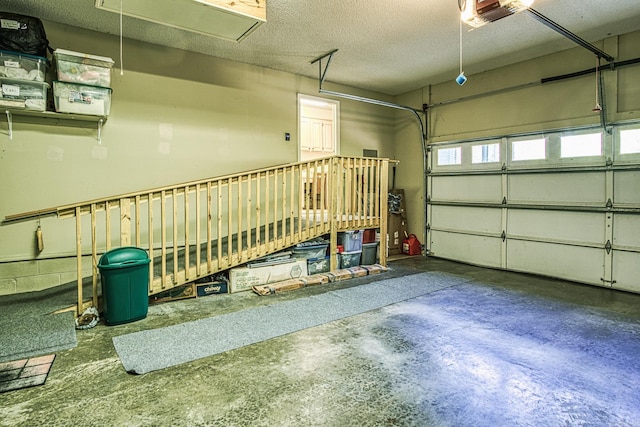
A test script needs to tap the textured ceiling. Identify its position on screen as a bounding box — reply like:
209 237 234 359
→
2 0 640 95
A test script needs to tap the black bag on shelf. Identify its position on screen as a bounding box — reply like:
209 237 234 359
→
0 12 51 57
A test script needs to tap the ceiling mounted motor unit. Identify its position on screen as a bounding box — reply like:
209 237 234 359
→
461 0 534 28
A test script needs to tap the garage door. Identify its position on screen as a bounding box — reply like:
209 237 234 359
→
426 123 640 293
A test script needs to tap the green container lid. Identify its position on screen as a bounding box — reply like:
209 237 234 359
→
98 247 150 270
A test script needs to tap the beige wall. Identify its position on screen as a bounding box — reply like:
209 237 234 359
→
0 22 396 294
394 31 640 247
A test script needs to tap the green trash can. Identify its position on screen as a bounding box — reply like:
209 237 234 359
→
98 247 151 326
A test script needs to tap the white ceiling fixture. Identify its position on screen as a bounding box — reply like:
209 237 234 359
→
94 0 266 42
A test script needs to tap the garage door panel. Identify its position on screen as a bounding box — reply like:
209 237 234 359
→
431 205 502 234
612 251 640 293
613 214 640 249
509 173 605 205
431 175 502 203
507 240 603 285
508 210 605 246
614 170 640 205
431 231 502 268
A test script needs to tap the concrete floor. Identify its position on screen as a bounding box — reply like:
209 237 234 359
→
2 257 640 426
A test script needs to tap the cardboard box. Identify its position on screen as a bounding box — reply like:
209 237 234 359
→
196 280 228 297
229 259 307 293
149 283 195 304
388 213 408 256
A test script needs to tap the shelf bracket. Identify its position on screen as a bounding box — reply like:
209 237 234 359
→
5 110 12 140
97 118 103 144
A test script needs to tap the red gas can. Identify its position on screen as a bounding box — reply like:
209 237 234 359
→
402 233 421 255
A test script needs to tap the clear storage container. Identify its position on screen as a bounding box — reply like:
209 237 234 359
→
53 80 112 116
54 48 114 88
293 243 328 259
339 250 361 269
0 50 48 82
307 256 330 274
0 77 48 111
340 230 364 252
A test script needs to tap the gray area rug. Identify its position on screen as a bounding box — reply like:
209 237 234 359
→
113 272 465 374
0 312 77 363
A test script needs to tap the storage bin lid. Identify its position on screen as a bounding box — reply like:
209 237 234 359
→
0 77 49 88
53 80 113 93
54 48 115 68
98 247 150 269
0 49 49 64
340 250 362 255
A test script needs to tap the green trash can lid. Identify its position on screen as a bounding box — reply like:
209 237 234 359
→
98 247 150 269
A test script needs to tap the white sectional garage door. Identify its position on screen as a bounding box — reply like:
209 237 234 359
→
426 124 640 293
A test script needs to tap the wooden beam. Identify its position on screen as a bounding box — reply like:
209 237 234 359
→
195 0 266 21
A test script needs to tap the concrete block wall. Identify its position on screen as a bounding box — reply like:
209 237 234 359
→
0 256 93 295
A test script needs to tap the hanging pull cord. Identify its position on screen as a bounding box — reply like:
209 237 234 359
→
593 57 601 112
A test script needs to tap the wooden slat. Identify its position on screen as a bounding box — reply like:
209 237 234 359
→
265 171 270 247
329 158 339 271
246 174 252 258
318 159 324 233
337 157 344 229
135 195 141 247
91 204 98 308
172 188 178 284
273 170 278 247
281 168 286 246
105 201 111 251
256 172 262 255
161 190 167 289
379 160 389 267
199 0 267 21
195 184 201 276
148 192 154 293
184 186 190 281
297 165 303 241
305 162 311 235
75 207 83 314
312 161 318 234
217 181 223 269
207 182 213 272
120 198 131 246
227 178 233 263
238 176 243 261
289 166 294 245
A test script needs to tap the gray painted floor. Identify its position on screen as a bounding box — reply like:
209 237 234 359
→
1 257 640 427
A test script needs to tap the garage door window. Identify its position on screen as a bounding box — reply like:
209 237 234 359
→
560 133 602 158
620 129 640 154
512 138 545 161
438 147 462 166
472 143 500 164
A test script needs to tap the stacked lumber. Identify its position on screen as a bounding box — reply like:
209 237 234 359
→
252 264 388 296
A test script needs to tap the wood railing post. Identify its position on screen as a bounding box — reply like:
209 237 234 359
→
329 157 339 271
75 207 83 314
379 160 389 267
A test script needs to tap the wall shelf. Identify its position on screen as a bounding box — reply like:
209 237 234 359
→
3 109 107 143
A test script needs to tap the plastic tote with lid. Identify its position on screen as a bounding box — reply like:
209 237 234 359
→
98 247 151 326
